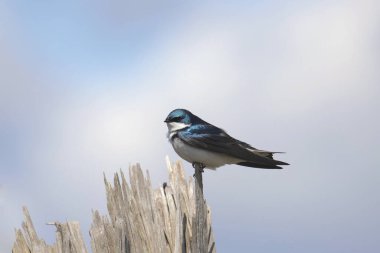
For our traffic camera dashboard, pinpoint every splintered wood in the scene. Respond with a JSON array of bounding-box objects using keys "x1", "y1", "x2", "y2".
[
  {"x1": 12, "y1": 207, "x2": 87, "y2": 253},
  {"x1": 12, "y1": 159, "x2": 216, "y2": 253}
]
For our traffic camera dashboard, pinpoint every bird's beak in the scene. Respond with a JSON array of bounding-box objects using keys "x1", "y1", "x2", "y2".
[{"x1": 164, "y1": 119, "x2": 169, "y2": 123}]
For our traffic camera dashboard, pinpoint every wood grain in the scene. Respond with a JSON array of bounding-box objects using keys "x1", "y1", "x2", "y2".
[{"x1": 12, "y1": 158, "x2": 216, "y2": 253}]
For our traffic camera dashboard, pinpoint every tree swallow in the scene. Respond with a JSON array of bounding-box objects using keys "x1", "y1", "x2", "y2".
[{"x1": 164, "y1": 109, "x2": 289, "y2": 170}]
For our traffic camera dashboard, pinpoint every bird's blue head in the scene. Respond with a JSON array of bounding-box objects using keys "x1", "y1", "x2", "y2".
[
  {"x1": 164, "y1": 108, "x2": 208, "y2": 125},
  {"x1": 164, "y1": 109, "x2": 193, "y2": 125},
  {"x1": 165, "y1": 109, "x2": 210, "y2": 135}
]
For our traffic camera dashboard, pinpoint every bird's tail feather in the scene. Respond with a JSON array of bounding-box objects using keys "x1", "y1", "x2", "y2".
[
  {"x1": 237, "y1": 154, "x2": 289, "y2": 169},
  {"x1": 237, "y1": 161, "x2": 285, "y2": 169},
  {"x1": 252, "y1": 149, "x2": 285, "y2": 160}
]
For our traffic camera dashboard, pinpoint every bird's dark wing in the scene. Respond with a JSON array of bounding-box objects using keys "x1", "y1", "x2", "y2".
[{"x1": 178, "y1": 124, "x2": 288, "y2": 168}]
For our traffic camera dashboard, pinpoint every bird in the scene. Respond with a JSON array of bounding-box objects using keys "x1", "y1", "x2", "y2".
[{"x1": 164, "y1": 109, "x2": 289, "y2": 170}]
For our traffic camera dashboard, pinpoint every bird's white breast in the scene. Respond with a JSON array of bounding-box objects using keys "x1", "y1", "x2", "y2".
[{"x1": 170, "y1": 137, "x2": 242, "y2": 169}]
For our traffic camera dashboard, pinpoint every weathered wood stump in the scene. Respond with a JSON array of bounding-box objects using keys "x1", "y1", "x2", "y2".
[{"x1": 12, "y1": 158, "x2": 216, "y2": 253}]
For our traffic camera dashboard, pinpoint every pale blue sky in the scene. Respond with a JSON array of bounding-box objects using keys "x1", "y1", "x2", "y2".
[{"x1": 1, "y1": 0, "x2": 380, "y2": 252}]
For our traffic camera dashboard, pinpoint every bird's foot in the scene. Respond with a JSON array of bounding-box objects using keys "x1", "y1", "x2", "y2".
[
  {"x1": 192, "y1": 162, "x2": 205, "y2": 177},
  {"x1": 192, "y1": 162, "x2": 205, "y2": 171}
]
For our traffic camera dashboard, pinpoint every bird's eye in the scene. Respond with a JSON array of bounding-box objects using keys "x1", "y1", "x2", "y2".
[{"x1": 172, "y1": 116, "x2": 182, "y2": 122}]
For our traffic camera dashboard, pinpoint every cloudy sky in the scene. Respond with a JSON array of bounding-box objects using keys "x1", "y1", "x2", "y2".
[{"x1": 1, "y1": 0, "x2": 379, "y2": 252}]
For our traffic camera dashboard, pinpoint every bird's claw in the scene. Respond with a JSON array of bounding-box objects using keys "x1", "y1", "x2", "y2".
[{"x1": 192, "y1": 162, "x2": 205, "y2": 177}]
